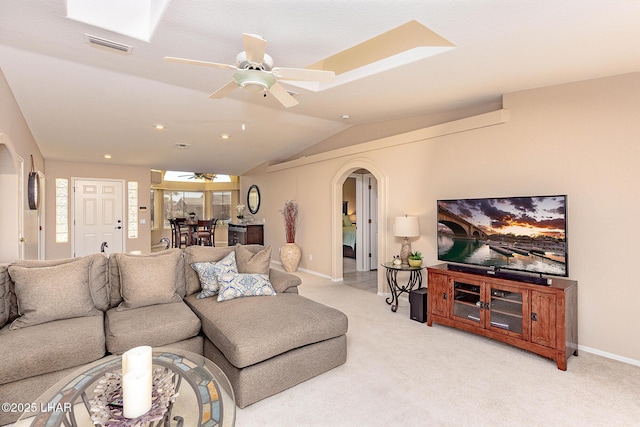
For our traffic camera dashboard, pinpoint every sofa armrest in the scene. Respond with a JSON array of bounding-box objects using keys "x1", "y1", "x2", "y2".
[
  {"x1": 268, "y1": 268, "x2": 301, "y2": 294},
  {"x1": 0, "y1": 264, "x2": 13, "y2": 328}
]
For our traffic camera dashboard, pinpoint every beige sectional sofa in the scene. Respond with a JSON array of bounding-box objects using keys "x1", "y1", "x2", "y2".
[{"x1": 0, "y1": 245, "x2": 348, "y2": 425}]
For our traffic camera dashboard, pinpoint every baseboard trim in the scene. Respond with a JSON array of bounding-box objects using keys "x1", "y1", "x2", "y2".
[
  {"x1": 270, "y1": 260, "x2": 333, "y2": 280},
  {"x1": 578, "y1": 345, "x2": 640, "y2": 367}
]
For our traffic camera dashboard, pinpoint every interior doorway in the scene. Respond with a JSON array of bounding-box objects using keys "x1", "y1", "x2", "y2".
[
  {"x1": 0, "y1": 136, "x2": 22, "y2": 262},
  {"x1": 341, "y1": 170, "x2": 378, "y2": 273},
  {"x1": 331, "y1": 159, "x2": 388, "y2": 293}
]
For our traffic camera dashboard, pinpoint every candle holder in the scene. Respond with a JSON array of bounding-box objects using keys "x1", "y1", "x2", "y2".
[{"x1": 89, "y1": 367, "x2": 178, "y2": 426}]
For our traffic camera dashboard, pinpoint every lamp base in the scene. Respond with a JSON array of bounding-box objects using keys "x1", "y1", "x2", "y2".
[{"x1": 400, "y1": 238, "x2": 412, "y2": 265}]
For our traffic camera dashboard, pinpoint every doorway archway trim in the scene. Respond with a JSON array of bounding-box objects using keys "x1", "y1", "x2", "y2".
[
  {"x1": 0, "y1": 133, "x2": 22, "y2": 262},
  {"x1": 331, "y1": 158, "x2": 387, "y2": 290}
]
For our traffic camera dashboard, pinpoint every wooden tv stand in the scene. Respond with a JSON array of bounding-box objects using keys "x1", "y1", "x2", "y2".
[{"x1": 427, "y1": 264, "x2": 578, "y2": 370}]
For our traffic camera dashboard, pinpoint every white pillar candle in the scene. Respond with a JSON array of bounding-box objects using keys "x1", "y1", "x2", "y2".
[
  {"x1": 122, "y1": 346, "x2": 152, "y2": 376},
  {"x1": 122, "y1": 369, "x2": 152, "y2": 419}
]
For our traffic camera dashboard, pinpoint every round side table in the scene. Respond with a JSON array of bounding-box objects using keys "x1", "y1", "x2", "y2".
[{"x1": 381, "y1": 262, "x2": 425, "y2": 312}]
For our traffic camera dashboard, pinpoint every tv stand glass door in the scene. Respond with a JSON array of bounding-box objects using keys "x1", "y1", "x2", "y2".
[
  {"x1": 452, "y1": 278, "x2": 526, "y2": 339},
  {"x1": 452, "y1": 280, "x2": 483, "y2": 324},
  {"x1": 488, "y1": 286, "x2": 524, "y2": 335}
]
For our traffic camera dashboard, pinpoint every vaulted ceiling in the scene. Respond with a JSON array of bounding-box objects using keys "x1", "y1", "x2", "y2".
[{"x1": 1, "y1": 1, "x2": 639, "y2": 175}]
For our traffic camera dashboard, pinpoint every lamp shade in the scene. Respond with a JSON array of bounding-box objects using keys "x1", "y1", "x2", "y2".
[{"x1": 393, "y1": 216, "x2": 420, "y2": 237}]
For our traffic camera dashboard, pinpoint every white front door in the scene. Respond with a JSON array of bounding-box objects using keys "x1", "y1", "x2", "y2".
[{"x1": 73, "y1": 179, "x2": 124, "y2": 257}]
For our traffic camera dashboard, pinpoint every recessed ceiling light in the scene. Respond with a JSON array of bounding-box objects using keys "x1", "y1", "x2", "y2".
[
  {"x1": 221, "y1": 134, "x2": 229, "y2": 140},
  {"x1": 341, "y1": 114, "x2": 350, "y2": 120},
  {"x1": 154, "y1": 124, "x2": 166, "y2": 130},
  {"x1": 104, "y1": 154, "x2": 112, "y2": 159}
]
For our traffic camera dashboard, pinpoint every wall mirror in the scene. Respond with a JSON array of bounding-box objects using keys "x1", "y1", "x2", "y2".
[{"x1": 247, "y1": 185, "x2": 260, "y2": 214}]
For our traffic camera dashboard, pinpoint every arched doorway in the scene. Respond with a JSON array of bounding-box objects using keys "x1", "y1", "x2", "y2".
[
  {"x1": 0, "y1": 134, "x2": 22, "y2": 262},
  {"x1": 342, "y1": 169, "x2": 377, "y2": 272},
  {"x1": 331, "y1": 158, "x2": 388, "y2": 293}
]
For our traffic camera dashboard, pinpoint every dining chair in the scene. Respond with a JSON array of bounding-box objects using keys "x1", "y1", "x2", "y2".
[
  {"x1": 191, "y1": 219, "x2": 217, "y2": 246},
  {"x1": 171, "y1": 218, "x2": 190, "y2": 248}
]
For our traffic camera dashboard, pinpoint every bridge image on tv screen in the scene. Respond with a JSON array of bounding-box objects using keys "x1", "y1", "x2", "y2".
[{"x1": 437, "y1": 195, "x2": 567, "y2": 277}]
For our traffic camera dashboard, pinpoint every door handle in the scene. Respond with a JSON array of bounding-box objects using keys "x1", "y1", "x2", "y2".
[{"x1": 116, "y1": 226, "x2": 122, "y2": 229}]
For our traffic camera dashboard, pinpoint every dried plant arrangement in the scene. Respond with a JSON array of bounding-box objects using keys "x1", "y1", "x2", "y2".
[{"x1": 281, "y1": 200, "x2": 298, "y2": 243}]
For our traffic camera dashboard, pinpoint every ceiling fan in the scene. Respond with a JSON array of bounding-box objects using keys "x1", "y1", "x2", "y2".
[
  {"x1": 164, "y1": 33, "x2": 335, "y2": 108},
  {"x1": 179, "y1": 172, "x2": 217, "y2": 181}
]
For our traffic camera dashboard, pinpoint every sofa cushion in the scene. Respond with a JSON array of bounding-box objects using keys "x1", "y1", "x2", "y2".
[
  {"x1": 109, "y1": 249, "x2": 186, "y2": 308},
  {"x1": 12, "y1": 254, "x2": 110, "y2": 312},
  {"x1": 105, "y1": 301, "x2": 201, "y2": 354},
  {"x1": 8, "y1": 257, "x2": 101, "y2": 330},
  {"x1": 185, "y1": 292, "x2": 348, "y2": 368},
  {"x1": 192, "y1": 251, "x2": 238, "y2": 299},
  {"x1": 217, "y1": 273, "x2": 276, "y2": 302},
  {"x1": 235, "y1": 245, "x2": 271, "y2": 274},
  {"x1": 0, "y1": 314, "x2": 105, "y2": 384},
  {"x1": 116, "y1": 250, "x2": 183, "y2": 310}
]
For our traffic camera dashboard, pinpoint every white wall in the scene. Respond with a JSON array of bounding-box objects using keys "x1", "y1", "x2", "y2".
[{"x1": 246, "y1": 72, "x2": 640, "y2": 363}]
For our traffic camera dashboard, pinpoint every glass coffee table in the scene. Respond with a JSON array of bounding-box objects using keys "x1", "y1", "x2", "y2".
[{"x1": 17, "y1": 347, "x2": 235, "y2": 427}]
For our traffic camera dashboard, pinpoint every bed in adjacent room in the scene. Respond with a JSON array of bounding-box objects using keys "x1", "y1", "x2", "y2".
[{"x1": 342, "y1": 213, "x2": 356, "y2": 258}]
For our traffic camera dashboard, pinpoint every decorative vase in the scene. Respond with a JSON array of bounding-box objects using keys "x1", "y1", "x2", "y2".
[
  {"x1": 280, "y1": 243, "x2": 301, "y2": 273},
  {"x1": 408, "y1": 259, "x2": 423, "y2": 267}
]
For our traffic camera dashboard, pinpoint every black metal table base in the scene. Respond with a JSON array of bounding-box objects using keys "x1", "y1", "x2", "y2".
[{"x1": 384, "y1": 266, "x2": 423, "y2": 312}]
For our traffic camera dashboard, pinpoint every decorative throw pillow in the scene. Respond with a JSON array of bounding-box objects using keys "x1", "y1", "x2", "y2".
[
  {"x1": 192, "y1": 251, "x2": 238, "y2": 299},
  {"x1": 235, "y1": 245, "x2": 271, "y2": 275},
  {"x1": 343, "y1": 214, "x2": 353, "y2": 227},
  {"x1": 217, "y1": 272, "x2": 276, "y2": 302},
  {"x1": 8, "y1": 257, "x2": 100, "y2": 330},
  {"x1": 116, "y1": 250, "x2": 182, "y2": 310}
]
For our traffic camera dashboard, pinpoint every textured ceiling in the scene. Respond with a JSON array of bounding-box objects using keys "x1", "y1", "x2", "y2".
[{"x1": 1, "y1": 1, "x2": 639, "y2": 175}]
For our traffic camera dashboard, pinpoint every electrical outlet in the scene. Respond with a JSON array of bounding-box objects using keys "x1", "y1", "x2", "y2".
[{"x1": 309, "y1": 254, "x2": 313, "y2": 261}]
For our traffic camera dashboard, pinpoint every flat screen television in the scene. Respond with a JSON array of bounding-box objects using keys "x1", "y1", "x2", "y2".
[{"x1": 437, "y1": 195, "x2": 568, "y2": 278}]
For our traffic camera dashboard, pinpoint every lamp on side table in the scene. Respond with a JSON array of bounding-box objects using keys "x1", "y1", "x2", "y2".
[{"x1": 393, "y1": 215, "x2": 420, "y2": 264}]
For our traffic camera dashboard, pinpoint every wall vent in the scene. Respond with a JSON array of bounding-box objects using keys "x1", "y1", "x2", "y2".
[{"x1": 84, "y1": 33, "x2": 133, "y2": 55}]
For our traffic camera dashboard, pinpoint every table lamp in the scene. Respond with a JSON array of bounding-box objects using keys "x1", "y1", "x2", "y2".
[{"x1": 393, "y1": 215, "x2": 420, "y2": 264}]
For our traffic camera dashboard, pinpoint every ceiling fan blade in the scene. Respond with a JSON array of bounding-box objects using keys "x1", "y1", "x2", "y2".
[
  {"x1": 268, "y1": 82, "x2": 299, "y2": 108},
  {"x1": 307, "y1": 20, "x2": 454, "y2": 75},
  {"x1": 242, "y1": 33, "x2": 267, "y2": 64},
  {"x1": 272, "y1": 67, "x2": 336, "y2": 83},
  {"x1": 209, "y1": 81, "x2": 238, "y2": 99},
  {"x1": 164, "y1": 56, "x2": 237, "y2": 70}
]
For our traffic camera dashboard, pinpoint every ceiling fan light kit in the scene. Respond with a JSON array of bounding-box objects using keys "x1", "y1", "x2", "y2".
[{"x1": 234, "y1": 70, "x2": 276, "y2": 93}]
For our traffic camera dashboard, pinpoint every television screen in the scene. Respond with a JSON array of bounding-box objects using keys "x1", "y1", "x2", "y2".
[{"x1": 437, "y1": 195, "x2": 567, "y2": 277}]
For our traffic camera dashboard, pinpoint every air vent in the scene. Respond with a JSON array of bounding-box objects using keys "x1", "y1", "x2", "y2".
[
  {"x1": 84, "y1": 33, "x2": 133, "y2": 55},
  {"x1": 174, "y1": 143, "x2": 191, "y2": 150}
]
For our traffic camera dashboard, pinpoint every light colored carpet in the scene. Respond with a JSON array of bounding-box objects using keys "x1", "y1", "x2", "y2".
[{"x1": 235, "y1": 270, "x2": 640, "y2": 427}]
